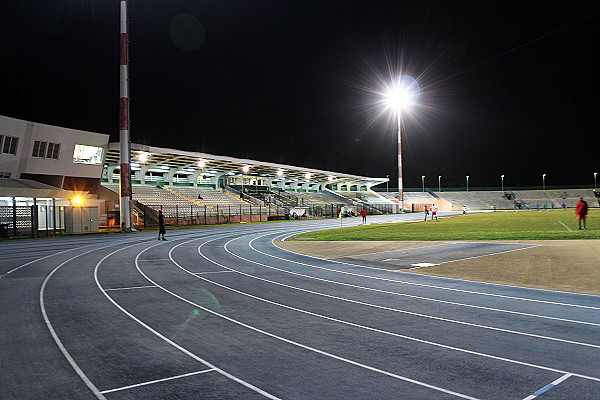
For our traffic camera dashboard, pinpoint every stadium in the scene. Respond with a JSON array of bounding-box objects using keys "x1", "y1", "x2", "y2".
[{"x1": 1, "y1": 114, "x2": 597, "y2": 237}]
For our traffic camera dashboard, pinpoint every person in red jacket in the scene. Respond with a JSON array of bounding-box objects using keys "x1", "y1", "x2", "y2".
[
  {"x1": 575, "y1": 197, "x2": 588, "y2": 230},
  {"x1": 360, "y1": 208, "x2": 367, "y2": 224}
]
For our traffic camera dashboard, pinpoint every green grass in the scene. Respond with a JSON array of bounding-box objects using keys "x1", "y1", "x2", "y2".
[{"x1": 292, "y1": 209, "x2": 600, "y2": 241}]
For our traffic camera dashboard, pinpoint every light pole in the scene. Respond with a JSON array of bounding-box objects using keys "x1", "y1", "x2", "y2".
[
  {"x1": 384, "y1": 75, "x2": 419, "y2": 212},
  {"x1": 466, "y1": 175, "x2": 470, "y2": 192},
  {"x1": 421, "y1": 175, "x2": 425, "y2": 192},
  {"x1": 386, "y1": 174, "x2": 389, "y2": 192},
  {"x1": 438, "y1": 176, "x2": 441, "y2": 193},
  {"x1": 501, "y1": 175, "x2": 504, "y2": 192},
  {"x1": 594, "y1": 172, "x2": 597, "y2": 191},
  {"x1": 119, "y1": 0, "x2": 132, "y2": 231},
  {"x1": 241, "y1": 165, "x2": 250, "y2": 197},
  {"x1": 542, "y1": 173, "x2": 546, "y2": 191}
]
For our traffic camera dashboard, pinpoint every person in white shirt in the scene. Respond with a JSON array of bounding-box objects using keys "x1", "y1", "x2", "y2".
[{"x1": 431, "y1": 204, "x2": 438, "y2": 221}]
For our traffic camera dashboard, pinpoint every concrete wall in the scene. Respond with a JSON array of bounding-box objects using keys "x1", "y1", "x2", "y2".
[{"x1": 0, "y1": 115, "x2": 109, "y2": 184}]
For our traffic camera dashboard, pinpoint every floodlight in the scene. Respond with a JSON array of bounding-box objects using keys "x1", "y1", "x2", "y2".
[
  {"x1": 384, "y1": 76, "x2": 420, "y2": 112},
  {"x1": 138, "y1": 152, "x2": 149, "y2": 163},
  {"x1": 72, "y1": 196, "x2": 83, "y2": 206},
  {"x1": 242, "y1": 166, "x2": 250, "y2": 173},
  {"x1": 198, "y1": 159, "x2": 206, "y2": 168}
]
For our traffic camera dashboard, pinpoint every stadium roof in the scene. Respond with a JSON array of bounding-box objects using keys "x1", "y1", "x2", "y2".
[{"x1": 105, "y1": 142, "x2": 387, "y2": 187}]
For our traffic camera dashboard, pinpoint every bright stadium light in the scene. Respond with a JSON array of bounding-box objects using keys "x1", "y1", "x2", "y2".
[
  {"x1": 198, "y1": 159, "x2": 206, "y2": 169},
  {"x1": 383, "y1": 75, "x2": 420, "y2": 211},
  {"x1": 421, "y1": 175, "x2": 425, "y2": 192},
  {"x1": 466, "y1": 175, "x2": 470, "y2": 192},
  {"x1": 594, "y1": 172, "x2": 597, "y2": 190},
  {"x1": 438, "y1": 176, "x2": 441, "y2": 193},
  {"x1": 542, "y1": 173, "x2": 546, "y2": 191},
  {"x1": 501, "y1": 175, "x2": 505, "y2": 192}
]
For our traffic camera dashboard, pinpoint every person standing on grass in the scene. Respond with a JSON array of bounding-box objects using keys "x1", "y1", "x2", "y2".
[
  {"x1": 575, "y1": 197, "x2": 588, "y2": 230},
  {"x1": 424, "y1": 205, "x2": 429, "y2": 221},
  {"x1": 361, "y1": 208, "x2": 367, "y2": 224},
  {"x1": 431, "y1": 204, "x2": 438, "y2": 221},
  {"x1": 158, "y1": 209, "x2": 167, "y2": 240}
]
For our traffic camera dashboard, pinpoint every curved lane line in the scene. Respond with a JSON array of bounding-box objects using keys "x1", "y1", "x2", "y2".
[
  {"x1": 274, "y1": 232, "x2": 600, "y2": 310},
  {"x1": 245, "y1": 233, "x2": 600, "y2": 327},
  {"x1": 187, "y1": 236, "x2": 600, "y2": 383},
  {"x1": 218, "y1": 235, "x2": 600, "y2": 349},
  {"x1": 162, "y1": 238, "x2": 480, "y2": 399},
  {"x1": 94, "y1": 235, "x2": 282, "y2": 400}
]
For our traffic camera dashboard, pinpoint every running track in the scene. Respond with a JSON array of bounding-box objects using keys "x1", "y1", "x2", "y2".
[{"x1": 1, "y1": 214, "x2": 599, "y2": 399}]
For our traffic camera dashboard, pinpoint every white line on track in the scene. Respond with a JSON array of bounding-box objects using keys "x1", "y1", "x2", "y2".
[
  {"x1": 100, "y1": 368, "x2": 216, "y2": 394},
  {"x1": 275, "y1": 232, "x2": 600, "y2": 310},
  {"x1": 172, "y1": 236, "x2": 600, "y2": 384},
  {"x1": 105, "y1": 285, "x2": 157, "y2": 291},
  {"x1": 199, "y1": 236, "x2": 600, "y2": 381},
  {"x1": 219, "y1": 237, "x2": 600, "y2": 349},
  {"x1": 247, "y1": 233, "x2": 600, "y2": 327},
  {"x1": 522, "y1": 373, "x2": 572, "y2": 399},
  {"x1": 8, "y1": 244, "x2": 97, "y2": 275},
  {"x1": 161, "y1": 240, "x2": 479, "y2": 399},
  {"x1": 95, "y1": 237, "x2": 282, "y2": 400},
  {"x1": 193, "y1": 270, "x2": 235, "y2": 275}
]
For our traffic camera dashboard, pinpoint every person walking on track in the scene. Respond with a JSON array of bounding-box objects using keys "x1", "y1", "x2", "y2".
[{"x1": 158, "y1": 209, "x2": 167, "y2": 240}]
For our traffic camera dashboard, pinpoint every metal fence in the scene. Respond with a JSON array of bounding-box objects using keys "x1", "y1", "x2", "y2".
[
  {"x1": 0, "y1": 205, "x2": 65, "y2": 238},
  {"x1": 133, "y1": 202, "x2": 396, "y2": 229}
]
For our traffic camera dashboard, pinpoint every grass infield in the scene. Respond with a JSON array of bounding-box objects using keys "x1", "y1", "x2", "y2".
[{"x1": 292, "y1": 209, "x2": 600, "y2": 241}]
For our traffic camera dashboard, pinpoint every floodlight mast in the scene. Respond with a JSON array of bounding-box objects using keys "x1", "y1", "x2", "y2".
[
  {"x1": 119, "y1": 0, "x2": 133, "y2": 230},
  {"x1": 385, "y1": 76, "x2": 418, "y2": 212}
]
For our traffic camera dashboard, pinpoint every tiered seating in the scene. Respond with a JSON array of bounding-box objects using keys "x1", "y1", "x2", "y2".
[
  {"x1": 514, "y1": 189, "x2": 597, "y2": 208},
  {"x1": 166, "y1": 186, "x2": 274, "y2": 215}
]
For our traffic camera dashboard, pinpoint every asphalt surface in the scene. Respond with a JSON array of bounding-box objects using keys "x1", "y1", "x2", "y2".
[{"x1": 1, "y1": 214, "x2": 599, "y2": 399}]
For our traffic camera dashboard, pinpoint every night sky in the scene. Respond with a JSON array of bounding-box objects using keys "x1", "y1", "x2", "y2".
[{"x1": 2, "y1": 1, "x2": 598, "y2": 189}]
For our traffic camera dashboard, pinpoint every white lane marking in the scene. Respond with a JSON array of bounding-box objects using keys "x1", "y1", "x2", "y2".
[
  {"x1": 105, "y1": 285, "x2": 157, "y2": 291},
  {"x1": 137, "y1": 258, "x2": 172, "y2": 262},
  {"x1": 522, "y1": 373, "x2": 572, "y2": 400},
  {"x1": 101, "y1": 368, "x2": 216, "y2": 394},
  {"x1": 245, "y1": 235, "x2": 600, "y2": 328},
  {"x1": 557, "y1": 221, "x2": 573, "y2": 232},
  {"x1": 410, "y1": 263, "x2": 439, "y2": 267},
  {"x1": 8, "y1": 244, "x2": 96, "y2": 275},
  {"x1": 272, "y1": 232, "x2": 600, "y2": 310},
  {"x1": 382, "y1": 258, "x2": 399, "y2": 262},
  {"x1": 162, "y1": 242, "x2": 479, "y2": 399},
  {"x1": 94, "y1": 239, "x2": 282, "y2": 400},
  {"x1": 186, "y1": 238, "x2": 600, "y2": 384},
  {"x1": 224, "y1": 238, "x2": 600, "y2": 348},
  {"x1": 193, "y1": 270, "x2": 235, "y2": 275},
  {"x1": 40, "y1": 243, "x2": 143, "y2": 400}
]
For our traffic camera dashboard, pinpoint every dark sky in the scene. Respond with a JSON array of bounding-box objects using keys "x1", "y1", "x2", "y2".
[{"x1": 2, "y1": 1, "x2": 598, "y2": 189}]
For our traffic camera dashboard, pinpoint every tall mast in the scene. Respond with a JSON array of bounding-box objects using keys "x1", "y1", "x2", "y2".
[{"x1": 119, "y1": 0, "x2": 132, "y2": 230}]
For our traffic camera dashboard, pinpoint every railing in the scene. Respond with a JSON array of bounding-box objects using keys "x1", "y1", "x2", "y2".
[{"x1": 0, "y1": 205, "x2": 65, "y2": 238}]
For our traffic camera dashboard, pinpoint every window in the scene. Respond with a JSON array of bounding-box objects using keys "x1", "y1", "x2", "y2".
[
  {"x1": 46, "y1": 142, "x2": 60, "y2": 160},
  {"x1": 2, "y1": 136, "x2": 18, "y2": 155},
  {"x1": 0, "y1": 171, "x2": 10, "y2": 178},
  {"x1": 32, "y1": 140, "x2": 60, "y2": 159},
  {"x1": 32, "y1": 140, "x2": 47, "y2": 157},
  {"x1": 0, "y1": 135, "x2": 3, "y2": 151},
  {"x1": 73, "y1": 144, "x2": 103, "y2": 165}
]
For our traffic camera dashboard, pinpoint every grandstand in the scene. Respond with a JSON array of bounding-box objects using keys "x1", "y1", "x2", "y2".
[{"x1": 1, "y1": 114, "x2": 596, "y2": 237}]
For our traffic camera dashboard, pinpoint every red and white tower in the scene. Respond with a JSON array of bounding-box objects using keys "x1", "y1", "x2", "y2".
[{"x1": 119, "y1": 0, "x2": 132, "y2": 230}]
